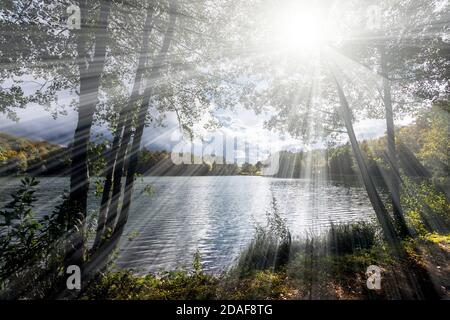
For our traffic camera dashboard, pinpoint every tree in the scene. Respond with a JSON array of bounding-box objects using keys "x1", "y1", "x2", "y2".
[
  {"x1": 65, "y1": 0, "x2": 112, "y2": 267},
  {"x1": 96, "y1": 0, "x2": 235, "y2": 239},
  {"x1": 92, "y1": 1, "x2": 157, "y2": 250},
  {"x1": 337, "y1": 0, "x2": 449, "y2": 237},
  {"x1": 87, "y1": 0, "x2": 235, "y2": 277},
  {"x1": 116, "y1": 0, "x2": 179, "y2": 235},
  {"x1": 329, "y1": 63, "x2": 401, "y2": 254}
]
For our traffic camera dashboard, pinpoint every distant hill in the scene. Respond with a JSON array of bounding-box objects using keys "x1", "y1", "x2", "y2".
[
  {"x1": 0, "y1": 132, "x2": 260, "y2": 177},
  {"x1": 0, "y1": 132, "x2": 69, "y2": 175}
]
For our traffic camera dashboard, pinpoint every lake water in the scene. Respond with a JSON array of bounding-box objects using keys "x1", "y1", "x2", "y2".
[{"x1": 0, "y1": 176, "x2": 377, "y2": 273}]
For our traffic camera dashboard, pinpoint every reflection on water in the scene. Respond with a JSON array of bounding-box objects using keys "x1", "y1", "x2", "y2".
[{"x1": 0, "y1": 176, "x2": 376, "y2": 273}]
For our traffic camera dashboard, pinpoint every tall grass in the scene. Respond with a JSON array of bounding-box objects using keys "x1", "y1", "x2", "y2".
[
  {"x1": 237, "y1": 197, "x2": 291, "y2": 273},
  {"x1": 327, "y1": 222, "x2": 378, "y2": 255}
]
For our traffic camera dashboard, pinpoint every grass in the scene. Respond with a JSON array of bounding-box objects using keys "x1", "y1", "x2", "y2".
[{"x1": 236, "y1": 197, "x2": 291, "y2": 274}]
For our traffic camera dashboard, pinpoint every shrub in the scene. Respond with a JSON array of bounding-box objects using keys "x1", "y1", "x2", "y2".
[
  {"x1": 402, "y1": 176, "x2": 450, "y2": 235},
  {"x1": 83, "y1": 252, "x2": 219, "y2": 300},
  {"x1": 0, "y1": 177, "x2": 67, "y2": 298}
]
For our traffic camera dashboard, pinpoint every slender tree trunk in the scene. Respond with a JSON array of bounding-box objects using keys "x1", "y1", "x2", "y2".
[
  {"x1": 92, "y1": 122, "x2": 123, "y2": 249},
  {"x1": 380, "y1": 47, "x2": 410, "y2": 238},
  {"x1": 66, "y1": 0, "x2": 112, "y2": 267},
  {"x1": 104, "y1": 118, "x2": 130, "y2": 231},
  {"x1": 94, "y1": 4, "x2": 156, "y2": 247},
  {"x1": 115, "y1": 0, "x2": 178, "y2": 235},
  {"x1": 331, "y1": 70, "x2": 401, "y2": 255}
]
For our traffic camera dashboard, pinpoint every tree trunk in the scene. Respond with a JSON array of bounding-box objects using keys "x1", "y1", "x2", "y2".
[
  {"x1": 115, "y1": 0, "x2": 178, "y2": 235},
  {"x1": 66, "y1": 0, "x2": 112, "y2": 267},
  {"x1": 104, "y1": 119, "x2": 130, "y2": 231},
  {"x1": 94, "y1": 4, "x2": 156, "y2": 248},
  {"x1": 380, "y1": 47, "x2": 410, "y2": 238},
  {"x1": 92, "y1": 123, "x2": 123, "y2": 249},
  {"x1": 331, "y1": 69, "x2": 401, "y2": 255}
]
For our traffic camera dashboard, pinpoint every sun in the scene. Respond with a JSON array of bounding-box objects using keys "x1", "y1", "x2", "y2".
[{"x1": 269, "y1": 2, "x2": 339, "y2": 53}]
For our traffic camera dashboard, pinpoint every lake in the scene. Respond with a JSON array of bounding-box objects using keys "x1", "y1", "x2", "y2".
[{"x1": 0, "y1": 176, "x2": 377, "y2": 273}]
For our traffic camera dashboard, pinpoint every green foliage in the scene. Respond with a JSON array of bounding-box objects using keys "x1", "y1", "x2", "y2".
[
  {"x1": 87, "y1": 141, "x2": 108, "y2": 177},
  {"x1": 328, "y1": 143, "x2": 357, "y2": 176},
  {"x1": 83, "y1": 269, "x2": 218, "y2": 300},
  {"x1": 192, "y1": 250, "x2": 203, "y2": 275},
  {"x1": 397, "y1": 104, "x2": 449, "y2": 180},
  {"x1": 219, "y1": 270, "x2": 290, "y2": 300},
  {"x1": 82, "y1": 253, "x2": 293, "y2": 300},
  {"x1": 402, "y1": 176, "x2": 450, "y2": 235},
  {"x1": 422, "y1": 233, "x2": 450, "y2": 245},
  {"x1": 94, "y1": 178, "x2": 105, "y2": 197},
  {"x1": 127, "y1": 230, "x2": 140, "y2": 242},
  {"x1": 0, "y1": 176, "x2": 38, "y2": 226},
  {"x1": 83, "y1": 251, "x2": 218, "y2": 300},
  {"x1": 0, "y1": 145, "x2": 6, "y2": 161},
  {"x1": 143, "y1": 184, "x2": 156, "y2": 198},
  {"x1": 0, "y1": 177, "x2": 67, "y2": 296}
]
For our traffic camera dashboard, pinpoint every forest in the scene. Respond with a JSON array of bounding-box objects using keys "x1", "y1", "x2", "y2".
[{"x1": 0, "y1": 0, "x2": 449, "y2": 301}]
